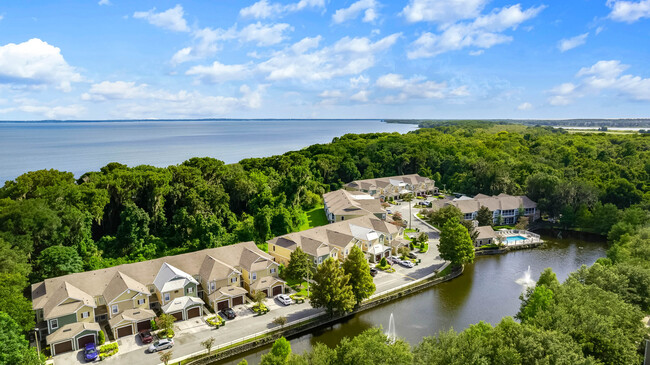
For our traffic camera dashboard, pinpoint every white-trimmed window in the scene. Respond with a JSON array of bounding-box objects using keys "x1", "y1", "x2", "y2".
[
  {"x1": 210, "y1": 282, "x2": 216, "y2": 291},
  {"x1": 111, "y1": 305, "x2": 118, "y2": 314},
  {"x1": 270, "y1": 268, "x2": 276, "y2": 274},
  {"x1": 164, "y1": 293, "x2": 170, "y2": 302},
  {"x1": 137, "y1": 298, "x2": 145, "y2": 305},
  {"x1": 81, "y1": 311, "x2": 90, "y2": 319},
  {"x1": 187, "y1": 287, "x2": 193, "y2": 294},
  {"x1": 318, "y1": 257, "x2": 323, "y2": 264},
  {"x1": 251, "y1": 272, "x2": 257, "y2": 280},
  {"x1": 50, "y1": 319, "x2": 58, "y2": 330},
  {"x1": 231, "y1": 277, "x2": 237, "y2": 283}
]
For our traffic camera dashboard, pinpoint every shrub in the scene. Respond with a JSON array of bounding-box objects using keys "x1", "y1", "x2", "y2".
[
  {"x1": 99, "y1": 342, "x2": 119, "y2": 359},
  {"x1": 98, "y1": 330, "x2": 105, "y2": 345},
  {"x1": 206, "y1": 316, "x2": 224, "y2": 327},
  {"x1": 380, "y1": 257, "x2": 387, "y2": 267},
  {"x1": 150, "y1": 318, "x2": 158, "y2": 331},
  {"x1": 273, "y1": 316, "x2": 288, "y2": 327}
]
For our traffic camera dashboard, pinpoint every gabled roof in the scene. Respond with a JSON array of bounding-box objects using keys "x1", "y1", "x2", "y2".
[
  {"x1": 475, "y1": 226, "x2": 496, "y2": 240},
  {"x1": 323, "y1": 189, "x2": 385, "y2": 216},
  {"x1": 208, "y1": 286, "x2": 248, "y2": 302},
  {"x1": 103, "y1": 271, "x2": 149, "y2": 304},
  {"x1": 250, "y1": 276, "x2": 285, "y2": 291},
  {"x1": 153, "y1": 263, "x2": 198, "y2": 293},
  {"x1": 46, "y1": 322, "x2": 101, "y2": 344},
  {"x1": 239, "y1": 248, "x2": 275, "y2": 272},
  {"x1": 345, "y1": 174, "x2": 436, "y2": 196},
  {"x1": 43, "y1": 281, "x2": 95, "y2": 320},
  {"x1": 108, "y1": 308, "x2": 156, "y2": 328},
  {"x1": 161, "y1": 296, "x2": 204, "y2": 314},
  {"x1": 199, "y1": 255, "x2": 240, "y2": 284}
]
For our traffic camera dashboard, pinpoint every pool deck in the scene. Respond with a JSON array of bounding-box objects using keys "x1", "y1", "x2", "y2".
[{"x1": 497, "y1": 229, "x2": 543, "y2": 247}]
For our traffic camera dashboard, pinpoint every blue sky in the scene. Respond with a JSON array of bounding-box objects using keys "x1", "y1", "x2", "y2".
[{"x1": 0, "y1": 0, "x2": 649, "y2": 120}]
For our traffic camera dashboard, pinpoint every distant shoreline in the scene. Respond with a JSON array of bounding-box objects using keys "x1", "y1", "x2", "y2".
[
  {"x1": 384, "y1": 118, "x2": 650, "y2": 128},
  {"x1": 0, "y1": 118, "x2": 384, "y2": 124}
]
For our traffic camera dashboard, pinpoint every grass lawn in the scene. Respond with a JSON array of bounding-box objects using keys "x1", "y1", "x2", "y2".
[
  {"x1": 299, "y1": 205, "x2": 328, "y2": 231},
  {"x1": 403, "y1": 228, "x2": 416, "y2": 240},
  {"x1": 286, "y1": 278, "x2": 311, "y2": 297}
]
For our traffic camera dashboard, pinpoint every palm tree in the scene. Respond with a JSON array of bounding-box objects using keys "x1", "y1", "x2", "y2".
[{"x1": 403, "y1": 193, "x2": 414, "y2": 230}]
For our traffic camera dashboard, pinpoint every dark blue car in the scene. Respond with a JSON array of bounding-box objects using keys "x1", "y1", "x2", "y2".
[{"x1": 84, "y1": 343, "x2": 98, "y2": 362}]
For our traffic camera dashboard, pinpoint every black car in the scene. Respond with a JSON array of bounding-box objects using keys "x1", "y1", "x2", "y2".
[
  {"x1": 220, "y1": 307, "x2": 236, "y2": 320},
  {"x1": 369, "y1": 268, "x2": 378, "y2": 277}
]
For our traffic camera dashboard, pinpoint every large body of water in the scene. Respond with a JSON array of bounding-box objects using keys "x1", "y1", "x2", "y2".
[
  {"x1": 0, "y1": 119, "x2": 416, "y2": 183},
  {"x1": 217, "y1": 235, "x2": 606, "y2": 364}
]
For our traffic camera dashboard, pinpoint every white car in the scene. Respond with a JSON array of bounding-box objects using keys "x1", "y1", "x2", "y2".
[
  {"x1": 400, "y1": 260, "x2": 415, "y2": 268},
  {"x1": 148, "y1": 338, "x2": 173, "y2": 353},
  {"x1": 276, "y1": 294, "x2": 292, "y2": 306}
]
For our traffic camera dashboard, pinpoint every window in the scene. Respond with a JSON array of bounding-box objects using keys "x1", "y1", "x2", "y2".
[
  {"x1": 81, "y1": 311, "x2": 89, "y2": 319},
  {"x1": 164, "y1": 293, "x2": 170, "y2": 302},
  {"x1": 272, "y1": 245, "x2": 275, "y2": 251},
  {"x1": 270, "y1": 268, "x2": 276, "y2": 274},
  {"x1": 50, "y1": 319, "x2": 58, "y2": 330},
  {"x1": 464, "y1": 213, "x2": 473, "y2": 220},
  {"x1": 251, "y1": 272, "x2": 257, "y2": 280},
  {"x1": 210, "y1": 282, "x2": 216, "y2": 291},
  {"x1": 231, "y1": 277, "x2": 237, "y2": 283},
  {"x1": 341, "y1": 216, "x2": 345, "y2": 221},
  {"x1": 111, "y1": 305, "x2": 118, "y2": 314},
  {"x1": 345, "y1": 249, "x2": 349, "y2": 255},
  {"x1": 318, "y1": 257, "x2": 323, "y2": 264},
  {"x1": 138, "y1": 298, "x2": 145, "y2": 305},
  {"x1": 187, "y1": 287, "x2": 193, "y2": 294}
]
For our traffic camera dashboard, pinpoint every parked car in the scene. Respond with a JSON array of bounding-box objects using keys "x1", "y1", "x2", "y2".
[
  {"x1": 369, "y1": 268, "x2": 378, "y2": 277},
  {"x1": 407, "y1": 252, "x2": 417, "y2": 260},
  {"x1": 276, "y1": 294, "x2": 292, "y2": 306},
  {"x1": 400, "y1": 260, "x2": 415, "y2": 268},
  {"x1": 390, "y1": 255, "x2": 401, "y2": 263},
  {"x1": 138, "y1": 329, "x2": 153, "y2": 344},
  {"x1": 148, "y1": 338, "x2": 174, "y2": 353},
  {"x1": 84, "y1": 343, "x2": 98, "y2": 362},
  {"x1": 221, "y1": 307, "x2": 237, "y2": 319}
]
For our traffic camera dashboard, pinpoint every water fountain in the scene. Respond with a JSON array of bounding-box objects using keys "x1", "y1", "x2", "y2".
[
  {"x1": 515, "y1": 265, "x2": 536, "y2": 290},
  {"x1": 386, "y1": 312, "x2": 396, "y2": 343}
]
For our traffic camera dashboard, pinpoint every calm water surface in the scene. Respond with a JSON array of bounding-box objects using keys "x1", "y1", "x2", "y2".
[
  {"x1": 0, "y1": 120, "x2": 415, "y2": 183},
  {"x1": 217, "y1": 235, "x2": 606, "y2": 364}
]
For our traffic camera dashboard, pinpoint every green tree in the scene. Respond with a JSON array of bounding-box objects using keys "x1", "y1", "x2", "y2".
[
  {"x1": 342, "y1": 246, "x2": 376, "y2": 305},
  {"x1": 438, "y1": 217, "x2": 475, "y2": 267},
  {"x1": 336, "y1": 328, "x2": 413, "y2": 365},
  {"x1": 426, "y1": 205, "x2": 462, "y2": 228},
  {"x1": 0, "y1": 311, "x2": 31, "y2": 365},
  {"x1": 286, "y1": 247, "x2": 311, "y2": 282},
  {"x1": 156, "y1": 313, "x2": 176, "y2": 335},
  {"x1": 475, "y1": 206, "x2": 493, "y2": 226},
  {"x1": 0, "y1": 273, "x2": 35, "y2": 332},
  {"x1": 310, "y1": 258, "x2": 356, "y2": 316},
  {"x1": 98, "y1": 330, "x2": 105, "y2": 345},
  {"x1": 516, "y1": 285, "x2": 554, "y2": 322},
  {"x1": 33, "y1": 245, "x2": 83, "y2": 281},
  {"x1": 536, "y1": 268, "x2": 560, "y2": 293},
  {"x1": 261, "y1": 337, "x2": 292, "y2": 365},
  {"x1": 0, "y1": 238, "x2": 30, "y2": 277}
]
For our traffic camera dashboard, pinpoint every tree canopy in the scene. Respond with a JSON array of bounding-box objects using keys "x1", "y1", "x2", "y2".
[
  {"x1": 438, "y1": 216, "x2": 475, "y2": 267},
  {"x1": 310, "y1": 257, "x2": 356, "y2": 316}
]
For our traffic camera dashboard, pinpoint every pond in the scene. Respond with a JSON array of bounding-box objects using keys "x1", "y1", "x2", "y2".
[{"x1": 215, "y1": 234, "x2": 607, "y2": 364}]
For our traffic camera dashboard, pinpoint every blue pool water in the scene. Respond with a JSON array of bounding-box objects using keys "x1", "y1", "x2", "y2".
[{"x1": 505, "y1": 235, "x2": 527, "y2": 243}]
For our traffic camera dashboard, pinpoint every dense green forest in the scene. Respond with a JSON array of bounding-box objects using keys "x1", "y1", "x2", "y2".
[{"x1": 1, "y1": 122, "x2": 649, "y2": 363}]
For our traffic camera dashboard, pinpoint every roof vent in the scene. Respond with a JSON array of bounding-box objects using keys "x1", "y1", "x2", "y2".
[
  {"x1": 133, "y1": 311, "x2": 140, "y2": 315},
  {"x1": 63, "y1": 329, "x2": 72, "y2": 332}
]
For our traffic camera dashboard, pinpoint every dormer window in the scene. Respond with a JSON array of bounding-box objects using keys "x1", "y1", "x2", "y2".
[
  {"x1": 138, "y1": 298, "x2": 145, "y2": 305},
  {"x1": 111, "y1": 305, "x2": 118, "y2": 314},
  {"x1": 187, "y1": 287, "x2": 193, "y2": 294},
  {"x1": 81, "y1": 311, "x2": 90, "y2": 319}
]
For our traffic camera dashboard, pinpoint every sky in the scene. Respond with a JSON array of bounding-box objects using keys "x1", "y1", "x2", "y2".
[{"x1": 0, "y1": 0, "x2": 649, "y2": 120}]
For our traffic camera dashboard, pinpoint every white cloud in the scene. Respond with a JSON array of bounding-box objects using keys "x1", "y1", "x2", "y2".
[
  {"x1": 375, "y1": 73, "x2": 467, "y2": 102},
  {"x1": 407, "y1": 4, "x2": 544, "y2": 58},
  {"x1": 332, "y1": 0, "x2": 379, "y2": 24},
  {"x1": 81, "y1": 80, "x2": 265, "y2": 117},
  {"x1": 469, "y1": 50, "x2": 484, "y2": 56},
  {"x1": 558, "y1": 33, "x2": 588, "y2": 52},
  {"x1": 0, "y1": 38, "x2": 82, "y2": 91},
  {"x1": 185, "y1": 61, "x2": 250, "y2": 83},
  {"x1": 98, "y1": 0, "x2": 111, "y2": 5},
  {"x1": 258, "y1": 33, "x2": 400, "y2": 81},
  {"x1": 0, "y1": 101, "x2": 85, "y2": 119},
  {"x1": 517, "y1": 102, "x2": 533, "y2": 110},
  {"x1": 170, "y1": 23, "x2": 289, "y2": 65},
  {"x1": 607, "y1": 0, "x2": 650, "y2": 23},
  {"x1": 401, "y1": 0, "x2": 488, "y2": 24},
  {"x1": 239, "y1": 22, "x2": 293, "y2": 46},
  {"x1": 350, "y1": 90, "x2": 370, "y2": 102},
  {"x1": 350, "y1": 75, "x2": 370, "y2": 88},
  {"x1": 319, "y1": 90, "x2": 343, "y2": 98},
  {"x1": 133, "y1": 5, "x2": 190, "y2": 32},
  {"x1": 548, "y1": 60, "x2": 650, "y2": 105},
  {"x1": 240, "y1": 0, "x2": 325, "y2": 19}
]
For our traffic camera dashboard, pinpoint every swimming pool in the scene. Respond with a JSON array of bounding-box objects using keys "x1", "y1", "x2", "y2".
[{"x1": 505, "y1": 235, "x2": 527, "y2": 243}]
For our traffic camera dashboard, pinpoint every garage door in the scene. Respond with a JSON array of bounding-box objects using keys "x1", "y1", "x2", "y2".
[
  {"x1": 77, "y1": 334, "x2": 95, "y2": 348},
  {"x1": 232, "y1": 296, "x2": 244, "y2": 306},
  {"x1": 171, "y1": 311, "x2": 183, "y2": 321},
  {"x1": 217, "y1": 300, "x2": 229, "y2": 311},
  {"x1": 187, "y1": 307, "x2": 201, "y2": 319},
  {"x1": 53, "y1": 340, "x2": 73, "y2": 355},
  {"x1": 137, "y1": 320, "x2": 151, "y2": 332},
  {"x1": 117, "y1": 325, "x2": 133, "y2": 338},
  {"x1": 272, "y1": 285, "x2": 283, "y2": 296}
]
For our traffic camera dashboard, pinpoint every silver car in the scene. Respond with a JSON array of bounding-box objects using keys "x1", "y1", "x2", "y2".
[
  {"x1": 148, "y1": 338, "x2": 174, "y2": 353},
  {"x1": 400, "y1": 260, "x2": 415, "y2": 268},
  {"x1": 276, "y1": 294, "x2": 293, "y2": 306}
]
